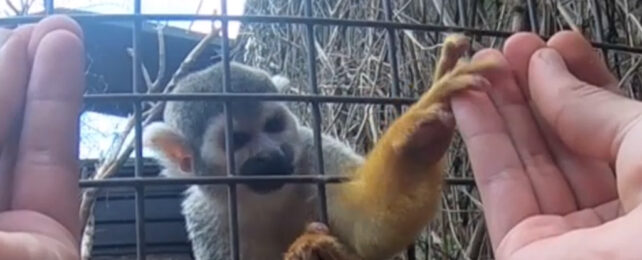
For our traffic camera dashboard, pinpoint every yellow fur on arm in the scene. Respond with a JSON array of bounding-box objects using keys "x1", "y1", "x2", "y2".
[
  {"x1": 328, "y1": 34, "x2": 501, "y2": 260},
  {"x1": 284, "y1": 34, "x2": 501, "y2": 260}
]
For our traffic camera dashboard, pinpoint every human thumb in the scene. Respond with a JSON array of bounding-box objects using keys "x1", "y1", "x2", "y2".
[
  {"x1": 528, "y1": 48, "x2": 641, "y2": 161},
  {"x1": 529, "y1": 48, "x2": 642, "y2": 212}
]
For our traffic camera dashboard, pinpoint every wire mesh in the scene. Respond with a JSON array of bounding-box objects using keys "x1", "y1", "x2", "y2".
[
  {"x1": 4, "y1": 0, "x2": 642, "y2": 259},
  {"x1": 219, "y1": 0, "x2": 241, "y2": 258},
  {"x1": 303, "y1": 0, "x2": 330, "y2": 225}
]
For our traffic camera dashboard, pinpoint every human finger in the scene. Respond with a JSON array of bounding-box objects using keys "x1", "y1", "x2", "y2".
[
  {"x1": 0, "y1": 25, "x2": 34, "y2": 212},
  {"x1": 11, "y1": 20, "x2": 85, "y2": 239},
  {"x1": 543, "y1": 31, "x2": 619, "y2": 208},
  {"x1": 471, "y1": 49, "x2": 577, "y2": 214},
  {"x1": 0, "y1": 28, "x2": 10, "y2": 47},
  {"x1": 0, "y1": 211, "x2": 78, "y2": 259},
  {"x1": 502, "y1": 32, "x2": 546, "y2": 99},
  {"x1": 546, "y1": 31, "x2": 619, "y2": 91},
  {"x1": 452, "y1": 89, "x2": 539, "y2": 250},
  {"x1": 614, "y1": 114, "x2": 642, "y2": 212},
  {"x1": 503, "y1": 31, "x2": 617, "y2": 209},
  {"x1": 27, "y1": 15, "x2": 84, "y2": 61},
  {"x1": 529, "y1": 48, "x2": 642, "y2": 212},
  {"x1": 528, "y1": 48, "x2": 641, "y2": 164}
]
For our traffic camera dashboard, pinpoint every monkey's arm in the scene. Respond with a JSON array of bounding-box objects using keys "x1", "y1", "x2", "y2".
[{"x1": 285, "y1": 34, "x2": 499, "y2": 260}]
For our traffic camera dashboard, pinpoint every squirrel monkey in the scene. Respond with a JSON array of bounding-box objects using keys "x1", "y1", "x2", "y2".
[
  {"x1": 283, "y1": 34, "x2": 498, "y2": 260},
  {"x1": 143, "y1": 33, "x2": 497, "y2": 260}
]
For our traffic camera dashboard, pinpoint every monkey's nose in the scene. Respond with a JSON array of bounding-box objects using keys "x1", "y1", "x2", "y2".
[
  {"x1": 238, "y1": 150, "x2": 294, "y2": 193},
  {"x1": 240, "y1": 150, "x2": 294, "y2": 176}
]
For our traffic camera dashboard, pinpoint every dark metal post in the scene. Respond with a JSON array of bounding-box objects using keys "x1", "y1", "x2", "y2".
[
  {"x1": 220, "y1": 0, "x2": 241, "y2": 259},
  {"x1": 44, "y1": 0, "x2": 54, "y2": 14},
  {"x1": 383, "y1": 0, "x2": 402, "y2": 114},
  {"x1": 304, "y1": 0, "x2": 329, "y2": 224},
  {"x1": 132, "y1": 0, "x2": 147, "y2": 259}
]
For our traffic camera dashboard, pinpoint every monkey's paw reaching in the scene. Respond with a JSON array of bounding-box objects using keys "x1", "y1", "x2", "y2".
[
  {"x1": 283, "y1": 222, "x2": 362, "y2": 260},
  {"x1": 391, "y1": 34, "x2": 500, "y2": 157}
]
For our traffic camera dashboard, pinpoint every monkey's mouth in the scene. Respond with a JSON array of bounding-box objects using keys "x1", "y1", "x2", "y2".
[{"x1": 239, "y1": 157, "x2": 294, "y2": 194}]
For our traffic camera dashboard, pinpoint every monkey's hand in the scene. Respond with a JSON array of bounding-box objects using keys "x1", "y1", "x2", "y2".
[
  {"x1": 391, "y1": 35, "x2": 499, "y2": 155},
  {"x1": 283, "y1": 222, "x2": 362, "y2": 260},
  {"x1": 318, "y1": 34, "x2": 501, "y2": 260}
]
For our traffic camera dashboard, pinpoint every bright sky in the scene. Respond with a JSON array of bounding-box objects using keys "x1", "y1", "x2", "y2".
[
  {"x1": 2, "y1": 0, "x2": 246, "y2": 37},
  {"x1": 1, "y1": 0, "x2": 247, "y2": 159}
]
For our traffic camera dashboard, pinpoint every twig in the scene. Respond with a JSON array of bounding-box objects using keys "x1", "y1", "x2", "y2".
[
  {"x1": 465, "y1": 218, "x2": 486, "y2": 258},
  {"x1": 6, "y1": 0, "x2": 19, "y2": 15},
  {"x1": 151, "y1": 24, "x2": 167, "y2": 92}
]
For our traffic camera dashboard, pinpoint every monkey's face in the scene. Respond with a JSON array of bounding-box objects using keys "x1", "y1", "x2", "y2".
[{"x1": 200, "y1": 102, "x2": 304, "y2": 194}]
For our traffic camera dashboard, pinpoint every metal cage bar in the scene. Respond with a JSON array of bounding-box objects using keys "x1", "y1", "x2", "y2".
[
  {"x1": 382, "y1": 1, "x2": 412, "y2": 258},
  {"x1": 85, "y1": 93, "x2": 419, "y2": 104},
  {"x1": 1, "y1": 14, "x2": 642, "y2": 54},
  {"x1": 1, "y1": 1, "x2": 640, "y2": 259},
  {"x1": 384, "y1": 0, "x2": 402, "y2": 107},
  {"x1": 589, "y1": 0, "x2": 613, "y2": 71},
  {"x1": 78, "y1": 176, "x2": 476, "y2": 188},
  {"x1": 303, "y1": 0, "x2": 330, "y2": 224},
  {"x1": 44, "y1": 0, "x2": 54, "y2": 15},
  {"x1": 131, "y1": 0, "x2": 147, "y2": 258},
  {"x1": 220, "y1": 0, "x2": 241, "y2": 259}
]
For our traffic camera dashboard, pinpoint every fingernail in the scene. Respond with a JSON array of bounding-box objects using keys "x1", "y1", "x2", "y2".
[
  {"x1": 472, "y1": 75, "x2": 492, "y2": 91},
  {"x1": 306, "y1": 222, "x2": 329, "y2": 234},
  {"x1": 437, "y1": 108, "x2": 455, "y2": 129},
  {"x1": 534, "y1": 48, "x2": 567, "y2": 71}
]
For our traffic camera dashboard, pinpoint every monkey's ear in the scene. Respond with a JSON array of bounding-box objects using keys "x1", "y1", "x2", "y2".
[
  {"x1": 271, "y1": 75, "x2": 291, "y2": 93},
  {"x1": 143, "y1": 122, "x2": 194, "y2": 176}
]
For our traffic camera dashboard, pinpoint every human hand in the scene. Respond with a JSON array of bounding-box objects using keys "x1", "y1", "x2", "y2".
[
  {"x1": 0, "y1": 15, "x2": 84, "y2": 259},
  {"x1": 451, "y1": 31, "x2": 642, "y2": 259}
]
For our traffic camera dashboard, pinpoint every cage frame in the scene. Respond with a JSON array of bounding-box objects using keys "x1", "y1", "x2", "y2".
[{"x1": 1, "y1": 0, "x2": 642, "y2": 259}]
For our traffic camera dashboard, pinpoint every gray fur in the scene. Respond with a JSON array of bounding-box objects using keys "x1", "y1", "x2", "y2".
[
  {"x1": 147, "y1": 62, "x2": 365, "y2": 260},
  {"x1": 164, "y1": 62, "x2": 278, "y2": 155}
]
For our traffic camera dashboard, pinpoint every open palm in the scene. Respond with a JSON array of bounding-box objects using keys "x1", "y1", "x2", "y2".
[
  {"x1": 452, "y1": 31, "x2": 642, "y2": 259},
  {"x1": 0, "y1": 16, "x2": 84, "y2": 259}
]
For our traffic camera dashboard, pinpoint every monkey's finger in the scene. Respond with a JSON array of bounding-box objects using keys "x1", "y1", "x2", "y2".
[
  {"x1": 501, "y1": 32, "x2": 546, "y2": 100},
  {"x1": 504, "y1": 31, "x2": 618, "y2": 210},
  {"x1": 0, "y1": 25, "x2": 33, "y2": 212},
  {"x1": 419, "y1": 74, "x2": 490, "y2": 109},
  {"x1": 434, "y1": 34, "x2": 469, "y2": 80},
  {"x1": 472, "y1": 49, "x2": 578, "y2": 215},
  {"x1": 11, "y1": 15, "x2": 85, "y2": 240},
  {"x1": 450, "y1": 59, "x2": 502, "y2": 77},
  {"x1": 451, "y1": 90, "x2": 540, "y2": 251}
]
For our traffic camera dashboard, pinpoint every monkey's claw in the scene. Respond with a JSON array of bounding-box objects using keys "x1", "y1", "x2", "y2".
[
  {"x1": 284, "y1": 222, "x2": 360, "y2": 260},
  {"x1": 389, "y1": 35, "x2": 500, "y2": 154},
  {"x1": 416, "y1": 58, "x2": 498, "y2": 110},
  {"x1": 434, "y1": 34, "x2": 470, "y2": 80}
]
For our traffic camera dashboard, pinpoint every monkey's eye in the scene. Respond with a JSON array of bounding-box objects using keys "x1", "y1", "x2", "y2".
[{"x1": 264, "y1": 116, "x2": 285, "y2": 133}]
